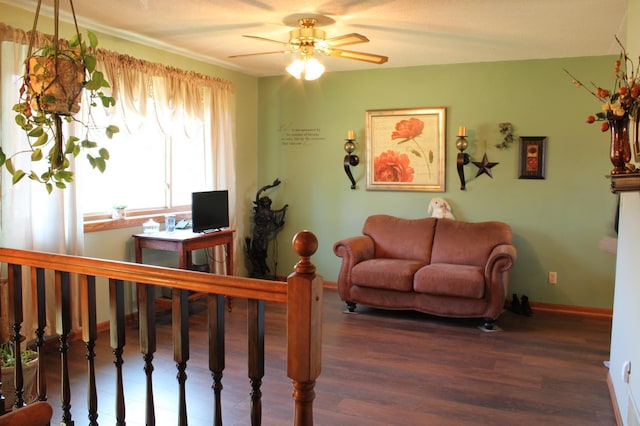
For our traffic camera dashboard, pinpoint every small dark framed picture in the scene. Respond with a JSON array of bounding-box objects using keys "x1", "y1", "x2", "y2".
[{"x1": 518, "y1": 136, "x2": 547, "y2": 179}]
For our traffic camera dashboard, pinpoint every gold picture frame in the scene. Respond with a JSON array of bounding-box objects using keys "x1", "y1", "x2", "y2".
[{"x1": 365, "y1": 107, "x2": 446, "y2": 191}]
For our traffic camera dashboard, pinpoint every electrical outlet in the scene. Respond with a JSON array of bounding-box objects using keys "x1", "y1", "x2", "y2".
[{"x1": 548, "y1": 271, "x2": 558, "y2": 284}]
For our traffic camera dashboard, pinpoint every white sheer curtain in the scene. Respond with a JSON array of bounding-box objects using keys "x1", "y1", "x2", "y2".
[
  {"x1": 1, "y1": 23, "x2": 237, "y2": 338},
  {"x1": 96, "y1": 50, "x2": 238, "y2": 273},
  {"x1": 204, "y1": 83, "x2": 237, "y2": 274},
  {"x1": 0, "y1": 35, "x2": 83, "y2": 341}
]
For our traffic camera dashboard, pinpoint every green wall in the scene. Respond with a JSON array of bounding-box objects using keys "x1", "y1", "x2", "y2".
[{"x1": 258, "y1": 56, "x2": 618, "y2": 309}]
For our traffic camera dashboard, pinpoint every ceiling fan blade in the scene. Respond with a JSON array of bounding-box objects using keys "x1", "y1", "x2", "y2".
[
  {"x1": 325, "y1": 33, "x2": 369, "y2": 47},
  {"x1": 243, "y1": 35, "x2": 289, "y2": 46},
  {"x1": 229, "y1": 51, "x2": 289, "y2": 59},
  {"x1": 328, "y1": 49, "x2": 388, "y2": 64}
]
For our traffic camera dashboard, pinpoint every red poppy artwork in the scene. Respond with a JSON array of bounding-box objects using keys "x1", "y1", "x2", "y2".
[
  {"x1": 366, "y1": 107, "x2": 445, "y2": 191},
  {"x1": 391, "y1": 117, "x2": 424, "y2": 140},
  {"x1": 373, "y1": 150, "x2": 415, "y2": 182}
]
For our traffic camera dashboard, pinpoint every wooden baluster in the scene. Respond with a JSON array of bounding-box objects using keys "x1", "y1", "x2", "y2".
[
  {"x1": 287, "y1": 231, "x2": 322, "y2": 426},
  {"x1": 172, "y1": 288, "x2": 189, "y2": 426},
  {"x1": 80, "y1": 274, "x2": 99, "y2": 425},
  {"x1": 56, "y1": 270, "x2": 74, "y2": 426},
  {"x1": 109, "y1": 278, "x2": 126, "y2": 426},
  {"x1": 138, "y1": 283, "x2": 157, "y2": 426},
  {"x1": 208, "y1": 293, "x2": 225, "y2": 426},
  {"x1": 7, "y1": 264, "x2": 25, "y2": 409},
  {"x1": 247, "y1": 298, "x2": 264, "y2": 426},
  {"x1": 32, "y1": 267, "x2": 48, "y2": 402}
]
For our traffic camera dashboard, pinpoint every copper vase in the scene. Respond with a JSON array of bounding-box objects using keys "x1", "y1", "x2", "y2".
[{"x1": 609, "y1": 114, "x2": 631, "y2": 175}]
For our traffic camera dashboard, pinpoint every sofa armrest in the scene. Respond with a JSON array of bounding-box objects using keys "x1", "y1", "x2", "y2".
[
  {"x1": 485, "y1": 244, "x2": 517, "y2": 274},
  {"x1": 333, "y1": 236, "x2": 375, "y2": 301},
  {"x1": 482, "y1": 243, "x2": 518, "y2": 319},
  {"x1": 334, "y1": 235, "x2": 374, "y2": 264}
]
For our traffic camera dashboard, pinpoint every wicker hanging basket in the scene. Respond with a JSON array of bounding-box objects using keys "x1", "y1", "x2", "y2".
[{"x1": 26, "y1": 55, "x2": 85, "y2": 116}]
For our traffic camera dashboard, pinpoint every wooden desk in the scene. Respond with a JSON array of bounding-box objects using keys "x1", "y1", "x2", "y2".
[
  {"x1": 133, "y1": 229, "x2": 234, "y2": 307},
  {"x1": 133, "y1": 229, "x2": 234, "y2": 273}
]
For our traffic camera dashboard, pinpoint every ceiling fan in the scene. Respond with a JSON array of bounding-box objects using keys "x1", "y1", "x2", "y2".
[{"x1": 229, "y1": 17, "x2": 389, "y2": 66}]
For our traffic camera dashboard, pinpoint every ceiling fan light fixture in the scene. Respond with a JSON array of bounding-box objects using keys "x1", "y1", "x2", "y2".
[
  {"x1": 303, "y1": 57, "x2": 325, "y2": 80},
  {"x1": 230, "y1": 15, "x2": 388, "y2": 75},
  {"x1": 286, "y1": 56, "x2": 325, "y2": 80},
  {"x1": 286, "y1": 59, "x2": 304, "y2": 78}
]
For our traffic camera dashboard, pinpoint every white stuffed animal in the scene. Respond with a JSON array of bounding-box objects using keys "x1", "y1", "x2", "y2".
[{"x1": 428, "y1": 197, "x2": 455, "y2": 219}]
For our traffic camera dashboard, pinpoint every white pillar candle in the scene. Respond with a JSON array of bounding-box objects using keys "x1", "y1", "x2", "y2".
[{"x1": 347, "y1": 130, "x2": 355, "y2": 140}]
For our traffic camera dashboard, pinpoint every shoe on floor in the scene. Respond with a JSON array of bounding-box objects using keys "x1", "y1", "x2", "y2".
[
  {"x1": 521, "y1": 295, "x2": 533, "y2": 316},
  {"x1": 511, "y1": 293, "x2": 522, "y2": 315}
]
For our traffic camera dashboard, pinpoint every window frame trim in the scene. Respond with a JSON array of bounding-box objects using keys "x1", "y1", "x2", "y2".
[{"x1": 84, "y1": 206, "x2": 190, "y2": 233}]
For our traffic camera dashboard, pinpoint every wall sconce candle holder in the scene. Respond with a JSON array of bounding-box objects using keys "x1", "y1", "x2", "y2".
[
  {"x1": 456, "y1": 133, "x2": 470, "y2": 190},
  {"x1": 343, "y1": 134, "x2": 360, "y2": 189}
]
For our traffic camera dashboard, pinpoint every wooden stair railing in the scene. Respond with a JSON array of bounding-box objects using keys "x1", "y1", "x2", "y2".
[{"x1": 0, "y1": 230, "x2": 322, "y2": 426}]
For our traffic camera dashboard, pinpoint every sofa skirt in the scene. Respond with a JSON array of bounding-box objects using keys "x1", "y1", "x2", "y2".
[{"x1": 348, "y1": 286, "x2": 491, "y2": 319}]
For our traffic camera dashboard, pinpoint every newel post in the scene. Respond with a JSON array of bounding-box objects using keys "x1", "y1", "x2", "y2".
[{"x1": 287, "y1": 230, "x2": 323, "y2": 426}]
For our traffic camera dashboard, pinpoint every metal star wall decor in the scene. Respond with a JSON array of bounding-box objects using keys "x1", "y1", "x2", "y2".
[{"x1": 473, "y1": 153, "x2": 499, "y2": 178}]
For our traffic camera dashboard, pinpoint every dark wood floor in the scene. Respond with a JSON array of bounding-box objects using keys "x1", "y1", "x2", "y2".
[{"x1": 39, "y1": 288, "x2": 615, "y2": 425}]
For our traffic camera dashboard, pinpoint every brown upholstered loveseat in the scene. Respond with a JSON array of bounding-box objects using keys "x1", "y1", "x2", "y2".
[{"x1": 333, "y1": 215, "x2": 517, "y2": 329}]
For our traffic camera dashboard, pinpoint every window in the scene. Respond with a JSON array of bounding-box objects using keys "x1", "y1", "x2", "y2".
[{"x1": 80, "y1": 97, "x2": 206, "y2": 217}]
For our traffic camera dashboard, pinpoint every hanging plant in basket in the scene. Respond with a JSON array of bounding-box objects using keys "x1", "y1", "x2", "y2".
[{"x1": 0, "y1": 1, "x2": 119, "y2": 193}]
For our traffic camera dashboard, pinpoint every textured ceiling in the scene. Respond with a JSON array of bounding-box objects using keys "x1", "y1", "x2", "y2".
[{"x1": 2, "y1": 0, "x2": 629, "y2": 77}]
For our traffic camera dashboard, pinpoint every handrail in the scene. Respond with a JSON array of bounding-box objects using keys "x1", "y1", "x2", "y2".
[
  {"x1": 0, "y1": 248, "x2": 288, "y2": 302},
  {"x1": 0, "y1": 230, "x2": 322, "y2": 425}
]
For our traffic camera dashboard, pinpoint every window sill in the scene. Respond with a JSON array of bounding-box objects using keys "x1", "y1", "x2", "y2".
[{"x1": 84, "y1": 211, "x2": 190, "y2": 233}]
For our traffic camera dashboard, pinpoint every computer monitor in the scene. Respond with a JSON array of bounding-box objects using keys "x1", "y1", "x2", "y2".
[{"x1": 191, "y1": 190, "x2": 229, "y2": 233}]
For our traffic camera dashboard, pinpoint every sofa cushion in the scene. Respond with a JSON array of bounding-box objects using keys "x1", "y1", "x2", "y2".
[
  {"x1": 413, "y1": 263, "x2": 485, "y2": 299},
  {"x1": 352, "y1": 258, "x2": 427, "y2": 292},
  {"x1": 362, "y1": 215, "x2": 437, "y2": 262},
  {"x1": 431, "y1": 219, "x2": 512, "y2": 266}
]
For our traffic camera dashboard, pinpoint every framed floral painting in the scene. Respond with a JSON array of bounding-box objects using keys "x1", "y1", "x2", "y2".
[{"x1": 365, "y1": 107, "x2": 446, "y2": 191}]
